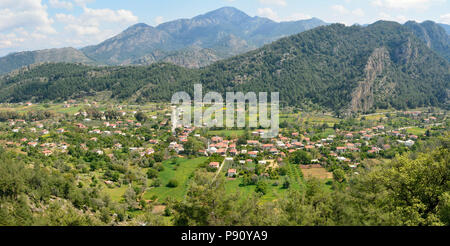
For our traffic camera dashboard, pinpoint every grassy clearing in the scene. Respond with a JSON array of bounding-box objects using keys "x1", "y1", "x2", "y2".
[
  {"x1": 104, "y1": 186, "x2": 128, "y2": 202},
  {"x1": 280, "y1": 113, "x2": 301, "y2": 124},
  {"x1": 143, "y1": 157, "x2": 207, "y2": 201},
  {"x1": 315, "y1": 128, "x2": 336, "y2": 139},
  {"x1": 224, "y1": 178, "x2": 256, "y2": 198},
  {"x1": 301, "y1": 168, "x2": 333, "y2": 180},
  {"x1": 208, "y1": 129, "x2": 246, "y2": 138},
  {"x1": 363, "y1": 114, "x2": 385, "y2": 121},
  {"x1": 53, "y1": 105, "x2": 83, "y2": 114},
  {"x1": 224, "y1": 177, "x2": 289, "y2": 202},
  {"x1": 406, "y1": 127, "x2": 427, "y2": 136},
  {"x1": 302, "y1": 114, "x2": 339, "y2": 126}
]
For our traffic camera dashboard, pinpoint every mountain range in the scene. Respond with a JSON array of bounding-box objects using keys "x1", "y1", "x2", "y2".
[
  {"x1": 1, "y1": 7, "x2": 449, "y2": 76},
  {"x1": 0, "y1": 48, "x2": 95, "y2": 75},
  {"x1": 0, "y1": 7, "x2": 327, "y2": 74},
  {"x1": 1, "y1": 21, "x2": 448, "y2": 114}
]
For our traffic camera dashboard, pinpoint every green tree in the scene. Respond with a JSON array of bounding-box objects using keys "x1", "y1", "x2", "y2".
[
  {"x1": 290, "y1": 150, "x2": 312, "y2": 165},
  {"x1": 333, "y1": 169, "x2": 346, "y2": 183},
  {"x1": 123, "y1": 187, "x2": 138, "y2": 210},
  {"x1": 135, "y1": 112, "x2": 148, "y2": 122},
  {"x1": 167, "y1": 179, "x2": 179, "y2": 188},
  {"x1": 255, "y1": 180, "x2": 269, "y2": 195}
]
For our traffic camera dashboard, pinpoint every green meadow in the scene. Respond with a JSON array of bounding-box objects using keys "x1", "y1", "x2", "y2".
[{"x1": 143, "y1": 157, "x2": 207, "y2": 201}]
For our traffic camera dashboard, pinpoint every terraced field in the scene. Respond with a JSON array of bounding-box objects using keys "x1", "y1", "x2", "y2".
[{"x1": 286, "y1": 162, "x2": 304, "y2": 190}]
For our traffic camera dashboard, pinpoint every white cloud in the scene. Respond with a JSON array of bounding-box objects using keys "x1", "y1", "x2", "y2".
[
  {"x1": 0, "y1": 32, "x2": 26, "y2": 49},
  {"x1": 329, "y1": 5, "x2": 368, "y2": 25},
  {"x1": 378, "y1": 12, "x2": 409, "y2": 23},
  {"x1": 257, "y1": 8, "x2": 279, "y2": 21},
  {"x1": 81, "y1": 7, "x2": 138, "y2": 25},
  {"x1": 65, "y1": 24, "x2": 99, "y2": 35},
  {"x1": 331, "y1": 5, "x2": 349, "y2": 14},
  {"x1": 155, "y1": 16, "x2": 164, "y2": 25},
  {"x1": 0, "y1": 40, "x2": 13, "y2": 49},
  {"x1": 55, "y1": 13, "x2": 76, "y2": 23},
  {"x1": 283, "y1": 13, "x2": 312, "y2": 21},
  {"x1": 330, "y1": 5, "x2": 366, "y2": 20},
  {"x1": 371, "y1": 0, "x2": 445, "y2": 10},
  {"x1": 259, "y1": 0, "x2": 287, "y2": 7},
  {"x1": 0, "y1": 30, "x2": 38, "y2": 50},
  {"x1": 257, "y1": 8, "x2": 312, "y2": 22},
  {"x1": 49, "y1": 0, "x2": 73, "y2": 10},
  {"x1": 352, "y1": 8, "x2": 365, "y2": 17},
  {"x1": 73, "y1": 0, "x2": 95, "y2": 7},
  {"x1": 0, "y1": 0, "x2": 55, "y2": 34},
  {"x1": 56, "y1": 7, "x2": 138, "y2": 35},
  {"x1": 0, "y1": 0, "x2": 42, "y2": 10},
  {"x1": 0, "y1": 0, "x2": 138, "y2": 55},
  {"x1": 440, "y1": 13, "x2": 450, "y2": 24}
]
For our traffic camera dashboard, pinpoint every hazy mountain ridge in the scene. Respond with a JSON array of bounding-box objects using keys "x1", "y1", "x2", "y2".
[
  {"x1": 0, "y1": 47, "x2": 95, "y2": 75},
  {"x1": 81, "y1": 7, "x2": 328, "y2": 66}
]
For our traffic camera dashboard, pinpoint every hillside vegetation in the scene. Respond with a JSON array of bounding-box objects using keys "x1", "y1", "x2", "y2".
[{"x1": 0, "y1": 22, "x2": 448, "y2": 114}]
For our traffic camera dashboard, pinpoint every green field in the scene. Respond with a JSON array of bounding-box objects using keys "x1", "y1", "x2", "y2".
[
  {"x1": 104, "y1": 186, "x2": 128, "y2": 202},
  {"x1": 315, "y1": 128, "x2": 336, "y2": 139},
  {"x1": 208, "y1": 129, "x2": 246, "y2": 138},
  {"x1": 143, "y1": 157, "x2": 207, "y2": 201},
  {"x1": 280, "y1": 113, "x2": 302, "y2": 124},
  {"x1": 286, "y1": 163, "x2": 304, "y2": 190},
  {"x1": 406, "y1": 127, "x2": 427, "y2": 136},
  {"x1": 0, "y1": 104, "x2": 83, "y2": 115},
  {"x1": 224, "y1": 178, "x2": 256, "y2": 198},
  {"x1": 224, "y1": 177, "x2": 291, "y2": 202},
  {"x1": 299, "y1": 113, "x2": 340, "y2": 127}
]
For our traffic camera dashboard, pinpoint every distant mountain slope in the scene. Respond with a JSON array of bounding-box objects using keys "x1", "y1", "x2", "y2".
[
  {"x1": 404, "y1": 21, "x2": 450, "y2": 61},
  {"x1": 1, "y1": 22, "x2": 448, "y2": 114},
  {"x1": 81, "y1": 7, "x2": 327, "y2": 66},
  {"x1": 80, "y1": 23, "x2": 175, "y2": 65},
  {"x1": 0, "y1": 48, "x2": 95, "y2": 75},
  {"x1": 131, "y1": 47, "x2": 221, "y2": 68},
  {"x1": 439, "y1": 23, "x2": 450, "y2": 35}
]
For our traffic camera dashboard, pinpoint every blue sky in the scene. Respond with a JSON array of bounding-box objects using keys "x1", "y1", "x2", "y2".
[{"x1": 0, "y1": 0, "x2": 449, "y2": 56}]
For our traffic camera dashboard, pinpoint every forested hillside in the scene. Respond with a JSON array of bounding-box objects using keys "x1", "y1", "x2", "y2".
[
  {"x1": 404, "y1": 21, "x2": 450, "y2": 61},
  {"x1": 0, "y1": 22, "x2": 448, "y2": 114}
]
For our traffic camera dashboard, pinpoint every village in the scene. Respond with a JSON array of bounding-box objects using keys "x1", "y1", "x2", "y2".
[{"x1": 0, "y1": 100, "x2": 448, "y2": 214}]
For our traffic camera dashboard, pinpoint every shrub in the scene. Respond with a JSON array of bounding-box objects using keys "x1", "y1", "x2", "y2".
[{"x1": 167, "y1": 179, "x2": 179, "y2": 188}]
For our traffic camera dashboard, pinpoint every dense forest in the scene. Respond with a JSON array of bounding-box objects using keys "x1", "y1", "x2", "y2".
[{"x1": 0, "y1": 22, "x2": 448, "y2": 114}]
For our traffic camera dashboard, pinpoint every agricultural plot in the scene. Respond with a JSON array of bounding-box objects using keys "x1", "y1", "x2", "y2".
[
  {"x1": 224, "y1": 176, "x2": 290, "y2": 202},
  {"x1": 302, "y1": 113, "x2": 339, "y2": 126},
  {"x1": 104, "y1": 186, "x2": 128, "y2": 202},
  {"x1": 406, "y1": 127, "x2": 427, "y2": 136},
  {"x1": 207, "y1": 129, "x2": 246, "y2": 138},
  {"x1": 143, "y1": 157, "x2": 207, "y2": 201},
  {"x1": 301, "y1": 167, "x2": 333, "y2": 180},
  {"x1": 286, "y1": 163, "x2": 304, "y2": 190}
]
